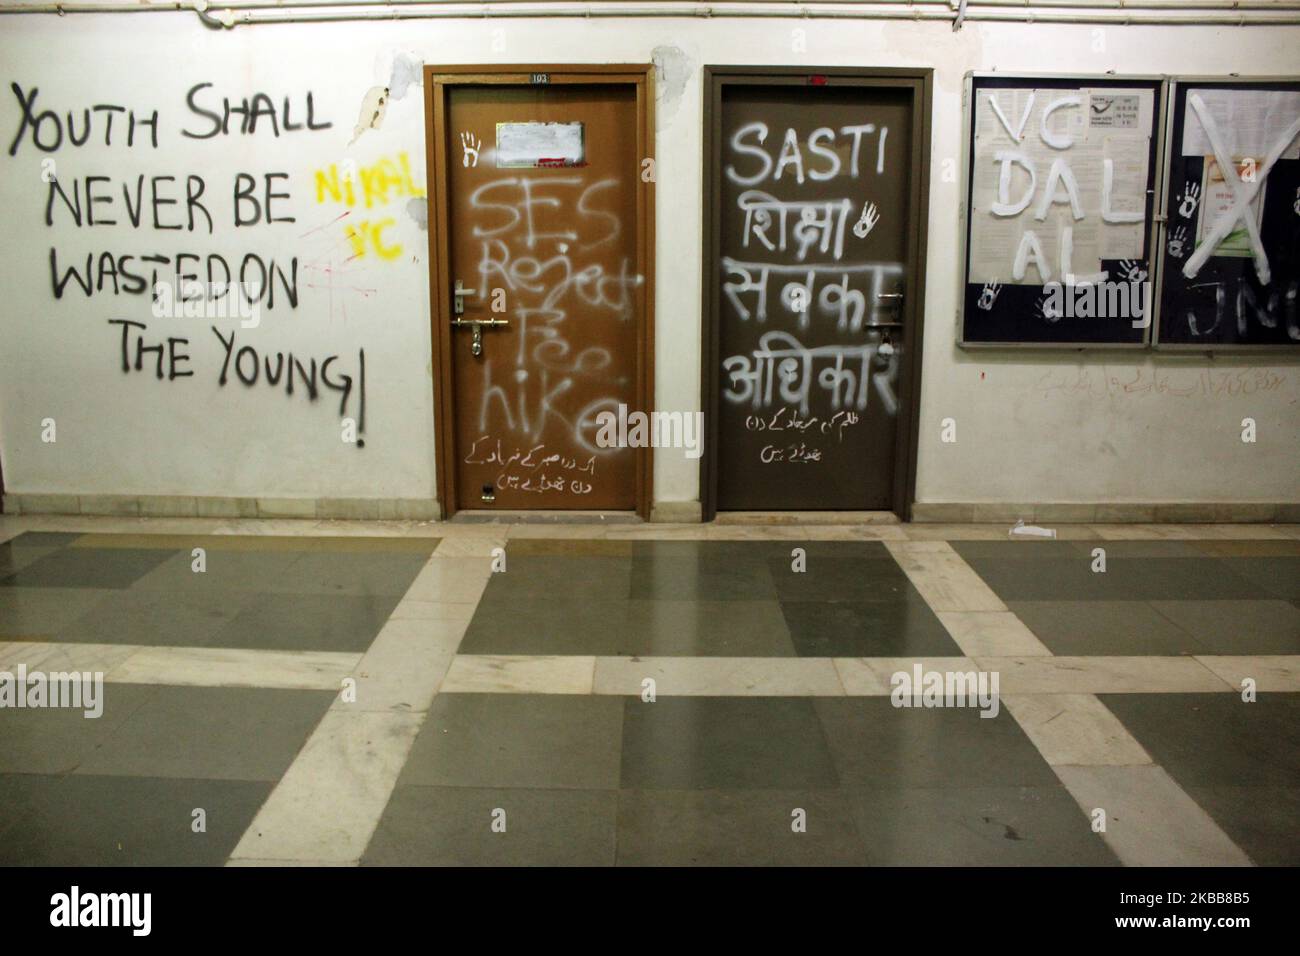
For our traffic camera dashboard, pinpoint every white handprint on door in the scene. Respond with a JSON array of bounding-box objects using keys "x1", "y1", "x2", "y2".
[
  {"x1": 852, "y1": 201, "x2": 880, "y2": 239},
  {"x1": 460, "y1": 132, "x2": 481, "y2": 168}
]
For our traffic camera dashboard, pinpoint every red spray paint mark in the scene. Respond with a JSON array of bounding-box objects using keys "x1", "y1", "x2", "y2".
[{"x1": 299, "y1": 210, "x2": 351, "y2": 239}]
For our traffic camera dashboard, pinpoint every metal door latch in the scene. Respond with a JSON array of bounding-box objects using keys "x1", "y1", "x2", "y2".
[{"x1": 452, "y1": 317, "x2": 510, "y2": 356}]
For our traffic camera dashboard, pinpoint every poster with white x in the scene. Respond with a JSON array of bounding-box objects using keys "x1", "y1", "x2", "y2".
[{"x1": 1180, "y1": 90, "x2": 1300, "y2": 285}]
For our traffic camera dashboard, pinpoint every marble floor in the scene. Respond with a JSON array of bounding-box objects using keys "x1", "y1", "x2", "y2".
[{"x1": 0, "y1": 513, "x2": 1297, "y2": 866}]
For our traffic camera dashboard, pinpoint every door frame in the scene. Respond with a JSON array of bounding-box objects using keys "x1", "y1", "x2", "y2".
[
  {"x1": 423, "y1": 64, "x2": 656, "y2": 520},
  {"x1": 699, "y1": 65, "x2": 932, "y2": 521}
]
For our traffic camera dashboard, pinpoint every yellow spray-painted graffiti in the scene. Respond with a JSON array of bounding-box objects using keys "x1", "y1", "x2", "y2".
[
  {"x1": 345, "y1": 219, "x2": 401, "y2": 260},
  {"x1": 314, "y1": 152, "x2": 425, "y2": 261}
]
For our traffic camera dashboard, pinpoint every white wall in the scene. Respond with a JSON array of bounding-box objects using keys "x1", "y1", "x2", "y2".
[{"x1": 1, "y1": 11, "x2": 1298, "y2": 511}]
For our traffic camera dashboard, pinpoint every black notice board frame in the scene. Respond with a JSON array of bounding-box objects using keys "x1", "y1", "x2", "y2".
[
  {"x1": 958, "y1": 72, "x2": 1167, "y2": 350},
  {"x1": 1153, "y1": 76, "x2": 1300, "y2": 351}
]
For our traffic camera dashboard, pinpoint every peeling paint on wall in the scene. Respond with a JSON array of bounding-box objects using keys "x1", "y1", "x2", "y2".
[
  {"x1": 350, "y1": 85, "x2": 389, "y2": 145},
  {"x1": 406, "y1": 197, "x2": 428, "y2": 231},
  {"x1": 652, "y1": 44, "x2": 694, "y2": 131},
  {"x1": 387, "y1": 51, "x2": 425, "y2": 101}
]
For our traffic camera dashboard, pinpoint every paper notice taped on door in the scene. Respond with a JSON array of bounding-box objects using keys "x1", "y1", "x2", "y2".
[{"x1": 495, "y1": 121, "x2": 586, "y2": 168}]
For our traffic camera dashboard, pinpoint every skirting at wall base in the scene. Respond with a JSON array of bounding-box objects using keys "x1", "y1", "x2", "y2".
[
  {"x1": 911, "y1": 502, "x2": 1300, "y2": 524},
  {"x1": 2, "y1": 494, "x2": 440, "y2": 521},
  {"x1": 5, "y1": 495, "x2": 1297, "y2": 525},
  {"x1": 714, "y1": 511, "x2": 901, "y2": 525},
  {"x1": 650, "y1": 501, "x2": 703, "y2": 523}
]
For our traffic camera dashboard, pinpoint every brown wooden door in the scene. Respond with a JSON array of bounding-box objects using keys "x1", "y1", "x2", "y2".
[
  {"x1": 437, "y1": 77, "x2": 649, "y2": 512},
  {"x1": 713, "y1": 82, "x2": 915, "y2": 511}
]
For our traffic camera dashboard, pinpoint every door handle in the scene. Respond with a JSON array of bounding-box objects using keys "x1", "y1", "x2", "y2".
[
  {"x1": 875, "y1": 293, "x2": 904, "y2": 301},
  {"x1": 452, "y1": 316, "x2": 510, "y2": 356},
  {"x1": 453, "y1": 279, "x2": 476, "y2": 315}
]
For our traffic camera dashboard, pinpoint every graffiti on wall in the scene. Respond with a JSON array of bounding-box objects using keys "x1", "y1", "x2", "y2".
[{"x1": 7, "y1": 80, "x2": 382, "y2": 445}]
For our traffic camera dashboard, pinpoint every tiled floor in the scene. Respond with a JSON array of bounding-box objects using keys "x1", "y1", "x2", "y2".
[{"x1": 1, "y1": 516, "x2": 1297, "y2": 866}]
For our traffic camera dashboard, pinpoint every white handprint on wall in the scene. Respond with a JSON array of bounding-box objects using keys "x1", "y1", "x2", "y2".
[
  {"x1": 977, "y1": 280, "x2": 1002, "y2": 311},
  {"x1": 1118, "y1": 259, "x2": 1148, "y2": 284},
  {"x1": 1034, "y1": 292, "x2": 1062, "y2": 324},
  {"x1": 1168, "y1": 225, "x2": 1189, "y2": 259}
]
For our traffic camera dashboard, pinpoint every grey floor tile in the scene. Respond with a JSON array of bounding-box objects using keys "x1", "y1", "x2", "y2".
[
  {"x1": 843, "y1": 785, "x2": 1119, "y2": 865},
  {"x1": 364, "y1": 786, "x2": 617, "y2": 866},
  {"x1": 0, "y1": 534, "x2": 86, "y2": 579},
  {"x1": 632, "y1": 540, "x2": 891, "y2": 560},
  {"x1": 1067, "y1": 540, "x2": 1208, "y2": 559},
  {"x1": 621, "y1": 599, "x2": 796, "y2": 656},
  {"x1": 1183, "y1": 785, "x2": 1300, "y2": 866},
  {"x1": 0, "y1": 542, "x2": 59, "y2": 578},
  {"x1": 270, "y1": 551, "x2": 430, "y2": 597},
  {"x1": 1007, "y1": 600, "x2": 1205, "y2": 656},
  {"x1": 0, "y1": 684, "x2": 157, "y2": 774},
  {"x1": 398, "y1": 694, "x2": 624, "y2": 790},
  {"x1": 5, "y1": 532, "x2": 83, "y2": 548},
  {"x1": 459, "y1": 598, "x2": 629, "y2": 655},
  {"x1": 952, "y1": 541, "x2": 1086, "y2": 561},
  {"x1": 814, "y1": 698, "x2": 1060, "y2": 790},
  {"x1": 629, "y1": 555, "x2": 777, "y2": 601},
  {"x1": 616, "y1": 789, "x2": 869, "y2": 866},
  {"x1": 1148, "y1": 599, "x2": 1300, "y2": 655},
  {"x1": 963, "y1": 558, "x2": 1111, "y2": 602},
  {"x1": 782, "y1": 596, "x2": 960, "y2": 657},
  {"x1": 1101, "y1": 693, "x2": 1300, "y2": 788},
  {"x1": 1, "y1": 547, "x2": 178, "y2": 590},
  {"x1": 209, "y1": 593, "x2": 400, "y2": 652},
  {"x1": 0, "y1": 587, "x2": 117, "y2": 636},
  {"x1": 55, "y1": 589, "x2": 257, "y2": 647},
  {"x1": 482, "y1": 556, "x2": 634, "y2": 601},
  {"x1": 506, "y1": 539, "x2": 632, "y2": 556},
  {"x1": 0, "y1": 773, "x2": 272, "y2": 866},
  {"x1": 131, "y1": 550, "x2": 302, "y2": 593},
  {"x1": 75, "y1": 685, "x2": 335, "y2": 781},
  {"x1": 969, "y1": 557, "x2": 1269, "y2": 602},
  {"x1": 768, "y1": 557, "x2": 912, "y2": 602},
  {"x1": 1219, "y1": 557, "x2": 1300, "y2": 601},
  {"x1": 620, "y1": 697, "x2": 840, "y2": 790}
]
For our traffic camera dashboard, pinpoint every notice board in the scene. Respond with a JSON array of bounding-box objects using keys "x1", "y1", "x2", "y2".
[
  {"x1": 960, "y1": 74, "x2": 1164, "y2": 347},
  {"x1": 1154, "y1": 78, "x2": 1300, "y2": 349}
]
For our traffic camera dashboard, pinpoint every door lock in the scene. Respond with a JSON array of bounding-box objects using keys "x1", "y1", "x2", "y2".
[{"x1": 452, "y1": 317, "x2": 510, "y2": 356}]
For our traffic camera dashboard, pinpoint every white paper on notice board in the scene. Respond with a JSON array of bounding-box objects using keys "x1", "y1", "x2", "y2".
[
  {"x1": 968, "y1": 87, "x2": 1153, "y2": 285},
  {"x1": 1181, "y1": 89, "x2": 1300, "y2": 160},
  {"x1": 495, "y1": 121, "x2": 585, "y2": 168}
]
